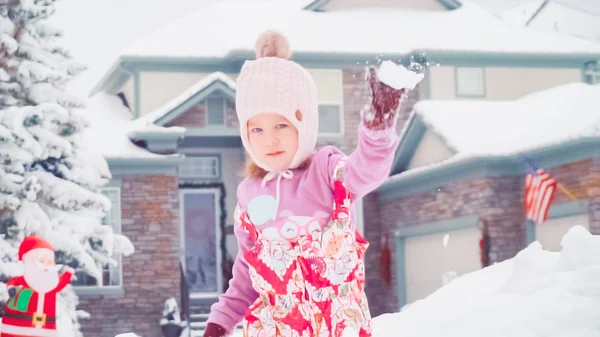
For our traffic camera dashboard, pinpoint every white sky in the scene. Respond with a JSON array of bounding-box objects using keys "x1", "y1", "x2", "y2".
[{"x1": 48, "y1": 0, "x2": 216, "y2": 95}]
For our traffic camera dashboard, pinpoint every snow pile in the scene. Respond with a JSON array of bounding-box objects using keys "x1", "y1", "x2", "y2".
[
  {"x1": 413, "y1": 82, "x2": 600, "y2": 155},
  {"x1": 377, "y1": 61, "x2": 424, "y2": 91},
  {"x1": 372, "y1": 225, "x2": 600, "y2": 337}
]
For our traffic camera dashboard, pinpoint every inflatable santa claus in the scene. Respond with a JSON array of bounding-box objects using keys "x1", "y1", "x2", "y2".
[{"x1": 1, "y1": 236, "x2": 74, "y2": 337}]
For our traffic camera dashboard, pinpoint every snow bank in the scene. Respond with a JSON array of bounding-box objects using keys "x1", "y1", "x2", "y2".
[
  {"x1": 373, "y1": 225, "x2": 600, "y2": 337},
  {"x1": 414, "y1": 82, "x2": 600, "y2": 155}
]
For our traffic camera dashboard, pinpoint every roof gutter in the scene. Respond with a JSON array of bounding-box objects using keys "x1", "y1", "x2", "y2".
[
  {"x1": 378, "y1": 136, "x2": 600, "y2": 199},
  {"x1": 437, "y1": 0, "x2": 462, "y2": 10},
  {"x1": 89, "y1": 48, "x2": 600, "y2": 96}
]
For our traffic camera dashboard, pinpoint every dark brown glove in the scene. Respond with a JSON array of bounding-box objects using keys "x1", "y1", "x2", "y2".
[
  {"x1": 362, "y1": 66, "x2": 406, "y2": 130},
  {"x1": 203, "y1": 322, "x2": 227, "y2": 337}
]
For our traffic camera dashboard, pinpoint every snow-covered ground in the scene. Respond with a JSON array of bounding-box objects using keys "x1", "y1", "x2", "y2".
[
  {"x1": 227, "y1": 225, "x2": 600, "y2": 337},
  {"x1": 373, "y1": 225, "x2": 600, "y2": 337}
]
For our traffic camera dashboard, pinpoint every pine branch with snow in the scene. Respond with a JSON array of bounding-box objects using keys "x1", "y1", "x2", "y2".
[{"x1": 0, "y1": 1, "x2": 134, "y2": 336}]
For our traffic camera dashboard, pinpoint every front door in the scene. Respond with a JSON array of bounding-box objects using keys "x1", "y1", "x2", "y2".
[{"x1": 180, "y1": 188, "x2": 222, "y2": 295}]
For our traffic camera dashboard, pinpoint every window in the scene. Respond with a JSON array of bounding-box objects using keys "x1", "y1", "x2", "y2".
[
  {"x1": 308, "y1": 69, "x2": 343, "y2": 136},
  {"x1": 318, "y1": 105, "x2": 342, "y2": 134},
  {"x1": 455, "y1": 67, "x2": 485, "y2": 97},
  {"x1": 584, "y1": 62, "x2": 600, "y2": 84},
  {"x1": 72, "y1": 187, "x2": 122, "y2": 288},
  {"x1": 206, "y1": 96, "x2": 226, "y2": 125},
  {"x1": 180, "y1": 155, "x2": 220, "y2": 180}
]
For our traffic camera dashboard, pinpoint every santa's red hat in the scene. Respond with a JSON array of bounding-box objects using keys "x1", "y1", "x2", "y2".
[{"x1": 18, "y1": 235, "x2": 54, "y2": 261}]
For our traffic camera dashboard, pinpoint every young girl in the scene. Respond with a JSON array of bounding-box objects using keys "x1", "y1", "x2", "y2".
[{"x1": 204, "y1": 30, "x2": 405, "y2": 337}]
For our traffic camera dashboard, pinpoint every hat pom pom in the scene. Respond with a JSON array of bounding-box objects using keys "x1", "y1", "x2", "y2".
[{"x1": 255, "y1": 30, "x2": 291, "y2": 59}]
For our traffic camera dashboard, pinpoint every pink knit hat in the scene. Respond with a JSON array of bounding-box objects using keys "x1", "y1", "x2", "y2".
[{"x1": 236, "y1": 30, "x2": 318, "y2": 172}]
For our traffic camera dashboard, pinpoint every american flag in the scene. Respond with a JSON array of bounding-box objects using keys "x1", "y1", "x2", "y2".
[{"x1": 524, "y1": 163, "x2": 557, "y2": 224}]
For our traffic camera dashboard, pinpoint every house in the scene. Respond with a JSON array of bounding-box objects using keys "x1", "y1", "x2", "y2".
[
  {"x1": 371, "y1": 82, "x2": 600, "y2": 313},
  {"x1": 480, "y1": 0, "x2": 600, "y2": 44},
  {"x1": 78, "y1": 0, "x2": 600, "y2": 335}
]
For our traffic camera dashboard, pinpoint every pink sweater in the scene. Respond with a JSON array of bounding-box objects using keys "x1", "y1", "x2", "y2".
[{"x1": 206, "y1": 121, "x2": 399, "y2": 332}]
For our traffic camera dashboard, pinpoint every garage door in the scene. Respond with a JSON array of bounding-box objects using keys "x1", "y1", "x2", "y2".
[
  {"x1": 535, "y1": 214, "x2": 589, "y2": 251},
  {"x1": 405, "y1": 227, "x2": 481, "y2": 304}
]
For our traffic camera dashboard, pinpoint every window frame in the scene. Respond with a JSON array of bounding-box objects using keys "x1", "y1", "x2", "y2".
[
  {"x1": 73, "y1": 186, "x2": 124, "y2": 297},
  {"x1": 179, "y1": 154, "x2": 222, "y2": 181},
  {"x1": 583, "y1": 62, "x2": 600, "y2": 84},
  {"x1": 454, "y1": 67, "x2": 486, "y2": 98},
  {"x1": 205, "y1": 96, "x2": 227, "y2": 126},
  {"x1": 308, "y1": 69, "x2": 344, "y2": 137}
]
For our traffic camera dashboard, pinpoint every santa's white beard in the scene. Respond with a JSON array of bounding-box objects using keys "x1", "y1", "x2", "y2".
[{"x1": 24, "y1": 260, "x2": 60, "y2": 293}]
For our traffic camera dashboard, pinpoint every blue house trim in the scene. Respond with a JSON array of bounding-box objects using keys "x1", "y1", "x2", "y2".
[
  {"x1": 303, "y1": 0, "x2": 462, "y2": 11},
  {"x1": 107, "y1": 156, "x2": 182, "y2": 176},
  {"x1": 303, "y1": 0, "x2": 329, "y2": 11},
  {"x1": 526, "y1": 200, "x2": 589, "y2": 244},
  {"x1": 128, "y1": 129, "x2": 185, "y2": 153},
  {"x1": 92, "y1": 48, "x2": 599, "y2": 96},
  {"x1": 133, "y1": 71, "x2": 141, "y2": 117},
  {"x1": 437, "y1": 0, "x2": 462, "y2": 10},
  {"x1": 394, "y1": 215, "x2": 480, "y2": 309},
  {"x1": 382, "y1": 137, "x2": 600, "y2": 199}
]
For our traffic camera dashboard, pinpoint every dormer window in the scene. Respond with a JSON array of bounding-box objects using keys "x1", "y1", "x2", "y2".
[{"x1": 206, "y1": 95, "x2": 227, "y2": 125}]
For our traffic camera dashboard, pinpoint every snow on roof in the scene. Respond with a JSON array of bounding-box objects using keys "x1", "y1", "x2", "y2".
[
  {"x1": 133, "y1": 72, "x2": 236, "y2": 128},
  {"x1": 82, "y1": 93, "x2": 182, "y2": 159},
  {"x1": 413, "y1": 82, "x2": 600, "y2": 156},
  {"x1": 499, "y1": 0, "x2": 600, "y2": 43},
  {"x1": 123, "y1": 0, "x2": 600, "y2": 59},
  {"x1": 45, "y1": 0, "x2": 206, "y2": 161}
]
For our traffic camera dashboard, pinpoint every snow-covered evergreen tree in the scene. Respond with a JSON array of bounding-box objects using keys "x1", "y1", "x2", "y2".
[{"x1": 0, "y1": 1, "x2": 133, "y2": 335}]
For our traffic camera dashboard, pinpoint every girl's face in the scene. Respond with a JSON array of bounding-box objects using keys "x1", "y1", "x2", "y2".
[{"x1": 248, "y1": 113, "x2": 299, "y2": 172}]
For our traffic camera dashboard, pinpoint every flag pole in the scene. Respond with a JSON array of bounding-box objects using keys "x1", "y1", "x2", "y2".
[
  {"x1": 556, "y1": 182, "x2": 577, "y2": 201},
  {"x1": 520, "y1": 153, "x2": 578, "y2": 201}
]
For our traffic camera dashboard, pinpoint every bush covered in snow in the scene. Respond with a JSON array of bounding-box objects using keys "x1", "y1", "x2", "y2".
[{"x1": 0, "y1": 1, "x2": 133, "y2": 336}]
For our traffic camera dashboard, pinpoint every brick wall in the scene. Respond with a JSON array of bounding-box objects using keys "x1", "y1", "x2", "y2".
[
  {"x1": 364, "y1": 157, "x2": 600, "y2": 316},
  {"x1": 588, "y1": 158, "x2": 600, "y2": 234},
  {"x1": 165, "y1": 98, "x2": 237, "y2": 129},
  {"x1": 548, "y1": 158, "x2": 600, "y2": 234},
  {"x1": 166, "y1": 104, "x2": 205, "y2": 128},
  {"x1": 78, "y1": 175, "x2": 180, "y2": 337}
]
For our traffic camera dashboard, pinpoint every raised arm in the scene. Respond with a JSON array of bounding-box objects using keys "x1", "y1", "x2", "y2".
[{"x1": 318, "y1": 66, "x2": 406, "y2": 199}]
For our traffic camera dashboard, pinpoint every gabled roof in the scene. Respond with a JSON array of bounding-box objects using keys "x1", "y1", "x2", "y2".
[
  {"x1": 303, "y1": 0, "x2": 329, "y2": 11},
  {"x1": 91, "y1": 0, "x2": 600, "y2": 95},
  {"x1": 83, "y1": 92, "x2": 183, "y2": 160},
  {"x1": 499, "y1": 0, "x2": 600, "y2": 43},
  {"x1": 303, "y1": 0, "x2": 461, "y2": 11},
  {"x1": 133, "y1": 72, "x2": 236, "y2": 128},
  {"x1": 389, "y1": 82, "x2": 600, "y2": 177}
]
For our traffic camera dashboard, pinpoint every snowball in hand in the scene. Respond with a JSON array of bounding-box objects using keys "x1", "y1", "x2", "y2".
[{"x1": 377, "y1": 60, "x2": 424, "y2": 90}]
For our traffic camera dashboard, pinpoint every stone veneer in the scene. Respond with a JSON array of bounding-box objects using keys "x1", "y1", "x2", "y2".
[
  {"x1": 363, "y1": 158, "x2": 600, "y2": 316},
  {"x1": 78, "y1": 175, "x2": 180, "y2": 337}
]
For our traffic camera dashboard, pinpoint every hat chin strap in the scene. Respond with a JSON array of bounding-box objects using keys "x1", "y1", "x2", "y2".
[{"x1": 249, "y1": 148, "x2": 301, "y2": 220}]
